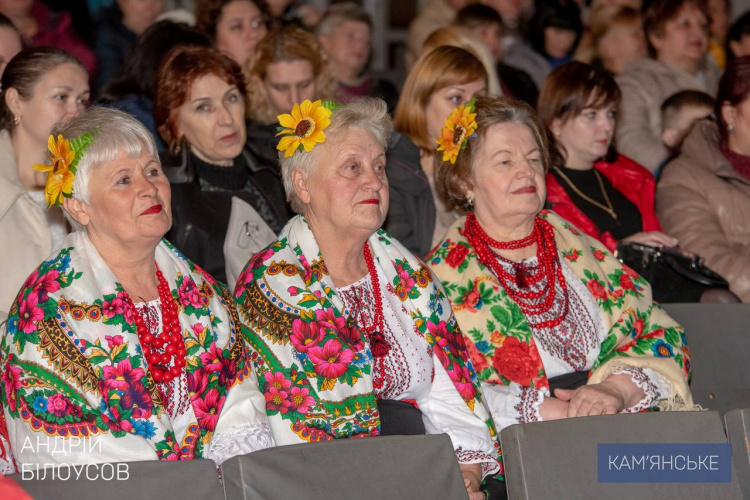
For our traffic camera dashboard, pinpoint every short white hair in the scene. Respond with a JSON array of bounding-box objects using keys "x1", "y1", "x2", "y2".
[
  {"x1": 51, "y1": 107, "x2": 158, "y2": 232},
  {"x1": 279, "y1": 97, "x2": 392, "y2": 213}
]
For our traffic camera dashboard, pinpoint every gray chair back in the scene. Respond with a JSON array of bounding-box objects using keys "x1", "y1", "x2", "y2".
[
  {"x1": 500, "y1": 411, "x2": 742, "y2": 499},
  {"x1": 8, "y1": 459, "x2": 224, "y2": 500},
  {"x1": 220, "y1": 434, "x2": 468, "y2": 500},
  {"x1": 662, "y1": 303, "x2": 750, "y2": 415},
  {"x1": 725, "y1": 408, "x2": 750, "y2": 498}
]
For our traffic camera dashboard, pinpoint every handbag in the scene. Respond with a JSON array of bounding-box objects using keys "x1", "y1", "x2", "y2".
[
  {"x1": 223, "y1": 197, "x2": 277, "y2": 290},
  {"x1": 614, "y1": 242, "x2": 729, "y2": 303}
]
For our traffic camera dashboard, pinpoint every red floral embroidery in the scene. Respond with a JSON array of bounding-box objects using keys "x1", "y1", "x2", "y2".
[
  {"x1": 586, "y1": 279, "x2": 607, "y2": 300},
  {"x1": 446, "y1": 244, "x2": 469, "y2": 268},
  {"x1": 491, "y1": 337, "x2": 540, "y2": 386}
]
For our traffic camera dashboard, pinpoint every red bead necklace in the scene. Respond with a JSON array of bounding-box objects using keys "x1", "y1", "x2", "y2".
[
  {"x1": 362, "y1": 244, "x2": 391, "y2": 358},
  {"x1": 123, "y1": 265, "x2": 186, "y2": 384},
  {"x1": 465, "y1": 213, "x2": 569, "y2": 329}
]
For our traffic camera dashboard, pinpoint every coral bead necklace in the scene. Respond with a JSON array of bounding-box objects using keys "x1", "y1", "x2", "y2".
[
  {"x1": 465, "y1": 212, "x2": 569, "y2": 329},
  {"x1": 122, "y1": 264, "x2": 186, "y2": 383},
  {"x1": 362, "y1": 244, "x2": 391, "y2": 357}
]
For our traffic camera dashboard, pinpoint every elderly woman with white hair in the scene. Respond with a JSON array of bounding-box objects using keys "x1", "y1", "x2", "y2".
[
  {"x1": 233, "y1": 98, "x2": 500, "y2": 499},
  {"x1": 0, "y1": 107, "x2": 273, "y2": 474}
]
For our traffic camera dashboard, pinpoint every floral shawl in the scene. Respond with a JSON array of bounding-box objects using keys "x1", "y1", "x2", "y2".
[
  {"x1": 0, "y1": 231, "x2": 270, "y2": 471},
  {"x1": 234, "y1": 215, "x2": 499, "y2": 449},
  {"x1": 427, "y1": 211, "x2": 694, "y2": 410}
]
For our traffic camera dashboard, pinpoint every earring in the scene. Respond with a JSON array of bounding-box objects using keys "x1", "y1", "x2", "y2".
[
  {"x1": 13, "y1": 114, "x2": 20, "y2": 126},
  {"x1": 175, "y1": 141, "x2": 181, "y2": 153},
  {"x1": 728, "y1": 124, "x2": 735, "y2": 132},
  {"x1": 466, "y1": 194, "x2": 475, "y2": 208}
]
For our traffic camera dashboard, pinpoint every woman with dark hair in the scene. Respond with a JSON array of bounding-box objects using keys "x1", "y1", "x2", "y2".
[
  {"x1": 657, "y1": 56, "x2": 750, "y2": 302},
  {"x1": 526, "y1": 0, "x2": 583, "y2": 69},
  {"x1": 616, "y1": 0, "x2": 721, "y2": 172},
  {"x1": 0, "y1": 47, "x2": 89, "y2": 318},
  {"x1": 100, "y1": 20, "x2": 212, "y2": 151},
  {"x1": 726, "y1": 11, "x2": 750, "y2": 65},
  {"x1": 387, "y1": 46, "x2": 487, "y2": 257},
  {"x1": 195, "y1": 0, "x2": 268, "y2": 68},
  {"x1": 155, "y1": 46, "x2": 289, "y2": 285}
]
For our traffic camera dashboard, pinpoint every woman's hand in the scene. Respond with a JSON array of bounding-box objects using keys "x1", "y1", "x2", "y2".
[
  {"x1": 554, "y1": 374, "x2": 646, "y2": 418},
  {"x1": 621, "y1": 231, "x2": 678, "y2": 248},
  {"x1": 459, "y1": 463, "x2": 484, "y2": 500},
  {"x1": 539, "y1": 396, "x2": 569, "y2": 420}
]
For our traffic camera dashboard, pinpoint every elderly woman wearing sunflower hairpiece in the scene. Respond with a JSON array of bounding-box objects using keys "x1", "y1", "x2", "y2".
[
  {"x1": 0, "y1": 107, "x2": 274, "y2": 474},
  {"x1": 234, "y1": 97, "x2": 500, "y2": 499},
  {"x1": 426, "y1": 94, "x2": 696, "y2": 441}
]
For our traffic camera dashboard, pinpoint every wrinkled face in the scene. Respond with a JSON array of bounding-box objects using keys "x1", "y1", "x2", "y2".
[
  {"x1": 118, "y1": 0, "x2": 164, "y2": 35},
  {"x1": 216, "y1": 0, "x2": 267, "y2": 67},
  {"x1": 544, "y1": 26, "x2": 578, "y2": 58},
  {"x1": 296, "y1": 128, "x2": 388, "y2": 239},
  {"x1": 472, "y1": 23, "x2": 504, "y2": 62},
  {"x1": 321, "y1": 20, "x2": 371, "y2": 75},
  {"x1": 467, "y1": 122, "x2": 546, "y2": 225},
  {"x1": 650, "y1": 4, "x2": 708, "y2": 65},
  {"x1": 176, "y1": 73, "x2": 246, "y2": 166},
  {"x1": 554, "y1": 102, "x2": 616, "y2": 168},
  {"x1": 78, "y1": 149, "x2": 172, "y2": 247},
  {"x1": 14, "y1": 63, "x2": 90, "y2": 148},
  {"x1": 425, "y1": 78, "x2": 486, "y2": 147},
  {"x1": 263, "y1": 59, "x2": 316, "y2": 115},
  {"x1": 0, "y1": 25, "x2": 22, "y2": 78}
]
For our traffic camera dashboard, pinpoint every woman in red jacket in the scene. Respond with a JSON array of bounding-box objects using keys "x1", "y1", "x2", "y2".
[
  {"x1": 538, "y1": 61, "x2": 737, "y2": 303},
  {"x1": 538, "y1": 61, "x2": 675, "y2": 253}
]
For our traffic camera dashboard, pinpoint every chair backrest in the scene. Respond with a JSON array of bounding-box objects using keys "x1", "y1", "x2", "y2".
[
  {"x1": 220, "y1": 434, "x2": 468, "y2": 500},
  {"x1": 662, "y1": 303, "x2": 750, "y2": 415},
  {"x1": 725, "y1": 408, "x2": 750, "y2": 498},
  {"x1": 8, "y1": 459, "x2": 224, "y2": 500},
  {"x1": 500, "y1": 411, "x2": 743, "y2": 499}
]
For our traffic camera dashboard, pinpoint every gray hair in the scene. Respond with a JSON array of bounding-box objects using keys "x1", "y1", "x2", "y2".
[
  {"x1": 315, "y1": 2, "x2": 372, "y2": 37},
  {"x1": 279, "y1": 97, "x2": 392, "y2": 213},
  {"x1": 51, "y1": 107, "x2": 158, "y2": 231}
]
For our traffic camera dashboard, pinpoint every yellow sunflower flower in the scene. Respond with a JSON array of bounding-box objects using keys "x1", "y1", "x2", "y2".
[
  {"x1": 32, "y1": 134, "x2": 77, "y2": 207},
  {"x1": 276, "y1": 99, "x2": 332, "y2": 158},
  {"x1": 436, "y1": 101, "x2": 478, "y2": 164}
]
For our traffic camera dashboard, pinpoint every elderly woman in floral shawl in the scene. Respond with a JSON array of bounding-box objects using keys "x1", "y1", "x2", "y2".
[
  {"x1": 234, "y1": 98, "x2": 499, "y2": 499},
  {"x1": 427, "y1": 95, "x2": 695, "y2": 438},
  {"x1": 0, "y1": 107, "x2": 273, "y2": 474}
]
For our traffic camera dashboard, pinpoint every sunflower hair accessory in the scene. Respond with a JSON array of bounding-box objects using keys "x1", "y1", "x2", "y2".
[
  {"x1": 32, "y1": 131, "x2": 95, "y2": 207},
  {"x1": 276, "y1": 99, "x2": 339, "y2": 158},
  {"x1": 436, "y1": 98, "x2": 478, "y2": 165}
]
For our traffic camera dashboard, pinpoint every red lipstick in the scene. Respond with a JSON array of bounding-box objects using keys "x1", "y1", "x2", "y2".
[
  {"x1": 512, "y1": 186, "x2": 537, "y2": 194},
  {"x1": 141, "y1": 204, "x2": 163, "y2": 215},
  {"x1": 358, "y1": 199, "x2": 379, "y2": 205}
]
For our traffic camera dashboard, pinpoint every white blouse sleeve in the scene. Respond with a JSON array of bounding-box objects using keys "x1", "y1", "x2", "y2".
[
  {"x1": 481, "y1": 380, "x2": 550, "y2": 431},
  {"x1": 418, "y1": 355, "x2": 500, "y2": 477}
]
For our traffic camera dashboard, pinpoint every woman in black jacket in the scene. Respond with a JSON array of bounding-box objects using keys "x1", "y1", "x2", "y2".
[{"x1": 155, "y1": 46, "x2": 289, "y2": 284}]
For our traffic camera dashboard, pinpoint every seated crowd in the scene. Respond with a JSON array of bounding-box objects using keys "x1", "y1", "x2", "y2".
[{"x1": 0, "y1": 0, "x2": 748, "y2": 498}]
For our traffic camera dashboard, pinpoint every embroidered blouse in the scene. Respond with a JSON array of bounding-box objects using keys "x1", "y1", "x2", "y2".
[{"x1": 338, "y1": 268, "x2": 499, "y2": 474}]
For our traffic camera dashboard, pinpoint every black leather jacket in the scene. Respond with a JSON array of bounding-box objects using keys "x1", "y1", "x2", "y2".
[{"x1": 161, "y1": 147, "x2": 290, "y2": 284}]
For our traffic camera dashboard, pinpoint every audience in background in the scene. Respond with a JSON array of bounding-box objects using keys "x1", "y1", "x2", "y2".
[
  {"x1": 99, "y1": 20, "x2": 212, "y2": 151},
  {"x1": 0, "y1": 0, "x2": 96, "y2": 78},
  {"x1": 423, "y1": 26, "x2": 502, "y2": 97},
  {"x1": 480, "y1": 0, "x2": 551, "y2": 88},
  {"x1": 264, "y1": 0, "x2": 321, "y2": 29},
  {"x1": 527, "y1": 0, "x2": 583, "y2": 69},
  {"x1": 406, "y1": 0, "x2": 473, "y2": 69},
  {"x1": 726, "y1": 11, "x2": 750, "y2": 64},
  {"x1": 94, "y1": 0, "x2": 164, "y2": 92},
  {"x1": 195, "y1": 0, "x2": 268, "y2": 68},
  {"x1": 0, "y1": 14, "x2": 22, "y2": 80},
  {"x1": 0, "y1": 47, "x2": 89, "y2": 318},
  {"x1": 316, "y1": 3, "x2": 398, "y2": 114},
  {"x1": 660, "y1": 89, "x2": 714, "y2": 155},
  {"x1": 574, "y1": 5, "x2": 647, "y2": 75},
  {"x1": 657, "y1": 56, "x2": 750, "y2": 302},
  {"x1": 707, "y1": 0, "x2": 729, "y2": 69},
  {"x1": 156, "y1": 46, "x2": 289, "y2": 284},
  {"x1": 454, "y1": 4, "x2": 539, "y2": 106},
  {"x1": 388, "y1": 46, "x2": 487, "y2": 257},
  {"x1": 616, "y1": 0, "x2": 720, "y2": 173},
  {"x1": 245, "y1": 25, "x2": 336, "y2": 169}
]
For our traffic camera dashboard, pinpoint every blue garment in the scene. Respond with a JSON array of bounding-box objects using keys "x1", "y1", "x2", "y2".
[
  {"x1": 103, "y1": 96, "x2": 166, "y2": 151},
  {"x1": 547, "y1": 56, "x2": 572, "y2": 69}
]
